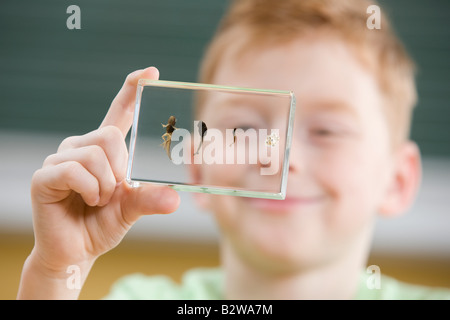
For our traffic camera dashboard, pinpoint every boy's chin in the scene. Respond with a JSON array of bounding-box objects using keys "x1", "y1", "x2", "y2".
[
  {"x1": 239, "y1": 246, "x2": 319, "y2": 275},
  {"x1": 231, "y1": 229, "x2": 325, "y2": 274}
]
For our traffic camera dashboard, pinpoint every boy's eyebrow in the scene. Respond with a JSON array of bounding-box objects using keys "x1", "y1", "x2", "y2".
[
  {"x1": 211, "y1": 95, "x2": 290, "y2": 113},
  {"x1": 214, "y1": 95, "x2": 267, "y2": 107},
  {"x1": 306, "y1": 101, "x2": 359, "y2": 119},
  {"x1": 208, "y1": 96, "x2": 275, "y2": 118},
  {"x1": 210, "y1": 97, "x2": 359, "y2": 121}
]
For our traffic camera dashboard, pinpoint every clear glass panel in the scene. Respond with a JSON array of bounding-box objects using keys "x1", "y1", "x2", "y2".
[{"x1": 127, "y1": 79, "x2": 296, "y2": 199}]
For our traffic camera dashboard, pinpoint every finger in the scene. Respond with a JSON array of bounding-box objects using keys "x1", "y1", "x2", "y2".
[
  {"x1": 43, "y1": 145, "x2": 117, "y2": 206},
  {"x1": 100, "y1": 66, "x2": 160, "y2": 137},
  {"x1": 32, "y1": 161, "x2": 100, "y2": 207},
  {"x1": 57, "y1": 126, "x2": 128, "y2": 182},
  {"x1": 119, "y1": 183, "x2": 180, "y2": 225}
]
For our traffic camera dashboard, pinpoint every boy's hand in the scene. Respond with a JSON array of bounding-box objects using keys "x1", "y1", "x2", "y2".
[{"x1": 18, "y1": 67, "x2": 180, "y2": 299}]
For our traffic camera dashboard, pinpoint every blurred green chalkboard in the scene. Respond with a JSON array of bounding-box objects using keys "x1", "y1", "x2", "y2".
[
  {"x1": 0, "y1": 0, "x2": 449, "y2": 156},
  {"x1": 0, "y1": 0, "x2": 227, "y2": 134}
]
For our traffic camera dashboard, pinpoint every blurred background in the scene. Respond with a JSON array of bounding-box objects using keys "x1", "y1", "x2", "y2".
[{"x1": 0, "y1": 0, "x2": 449, "y2": 299}]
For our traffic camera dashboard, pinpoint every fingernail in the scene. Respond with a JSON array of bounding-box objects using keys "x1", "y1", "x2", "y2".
[{"x1": 92, "y1": 195, "x2": 100, "y2": 207}]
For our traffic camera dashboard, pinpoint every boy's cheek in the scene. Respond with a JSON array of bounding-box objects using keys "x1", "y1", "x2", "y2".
[{"x1": 315, "y1": 148, "x2": 389, "y2": 215}]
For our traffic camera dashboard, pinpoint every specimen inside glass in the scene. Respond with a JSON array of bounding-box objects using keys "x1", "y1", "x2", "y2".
[{"x1": 127, "y1": 79, "x2": 296, "y2": 199}]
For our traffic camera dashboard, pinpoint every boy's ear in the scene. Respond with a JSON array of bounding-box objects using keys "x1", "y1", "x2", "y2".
[{"x1": 378, "y1": 141, "x2": 422, "y2": 217}]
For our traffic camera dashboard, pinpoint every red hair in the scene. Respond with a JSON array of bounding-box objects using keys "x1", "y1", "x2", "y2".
[{"x1": 198, "y1": 0, "x2": 417, "y2": 147}]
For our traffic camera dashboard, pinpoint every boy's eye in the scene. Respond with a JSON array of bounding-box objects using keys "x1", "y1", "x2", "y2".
[
  {"x1": 304, "y1": 117, "x2": 360, "y2": 143},
  {"x1": 310, "y1": 128, "x2": 334, "y2": 137}
]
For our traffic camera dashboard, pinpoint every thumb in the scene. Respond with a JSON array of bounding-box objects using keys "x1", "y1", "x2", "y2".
[{"x1": 119, "y1": 183, "x2": 180, "y2": 225}]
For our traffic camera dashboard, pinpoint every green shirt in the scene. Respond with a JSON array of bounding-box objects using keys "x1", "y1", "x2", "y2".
[{"x1": 103, "y1": 267, "x2": 450, "y2": 300}]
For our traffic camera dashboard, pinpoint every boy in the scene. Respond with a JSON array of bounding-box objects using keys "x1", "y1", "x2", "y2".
[{"x1": 17, "y1": 0, "x2": 450, "y2": 299}]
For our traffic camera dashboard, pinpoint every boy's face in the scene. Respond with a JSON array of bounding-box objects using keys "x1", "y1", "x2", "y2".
[{"x1": 193, "y1": 36, "x2": 396, "y2": 271}]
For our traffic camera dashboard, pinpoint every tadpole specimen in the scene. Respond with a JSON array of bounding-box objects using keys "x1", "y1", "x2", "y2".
[
  {"x1": 229, "y1": 128, "x2": 237, "y2": 147},
  {"x1": 194, "y1": 121, "x2": 208, "y2": 155},
  {"x1": 161, "y1": 116, "x2": 177, "y2": 160}
]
